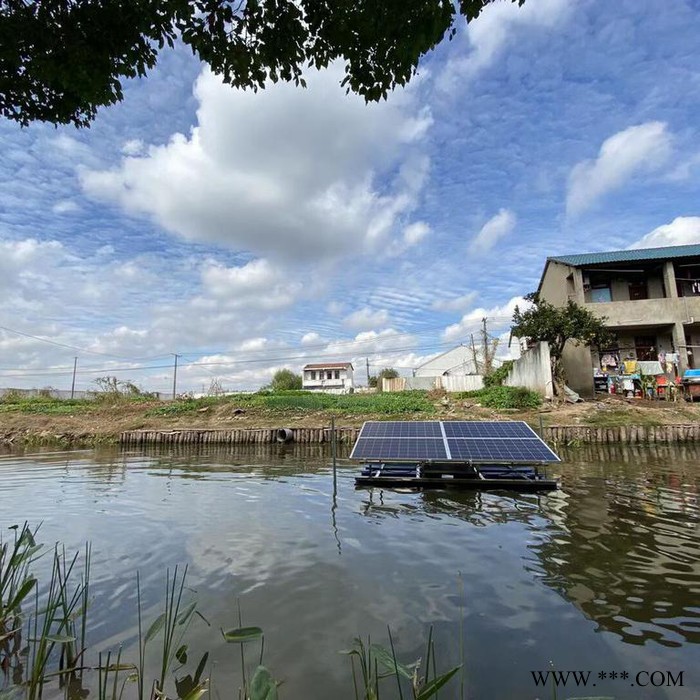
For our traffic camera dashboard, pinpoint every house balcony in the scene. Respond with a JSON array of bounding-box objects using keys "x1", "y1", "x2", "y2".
[{"x1": 584, "y1": 297, "x2": 700, "y2": 328}]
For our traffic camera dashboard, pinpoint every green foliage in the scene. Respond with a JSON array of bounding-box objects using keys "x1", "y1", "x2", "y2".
[
  {"x1": 150, "y1": 390, "x2": 436, "y2": 417},
  {"x1": 0, "y1": 394, "x2": 91, "y2": 415},
  {"x1": 341, "y1": 628, "x2": 461, "y2": 700},
  {"x1": 511, "y1": 294, "x2": 613, "y2": 362},
  {"x1": 482, "y1": 360, "x2": 514, "y2": 388},
  {"x1": 461, "y1": 386, "x2": 542, "y2": 409},
  {"x1": 377, "y1": 368, "x2": 399, "y2": 380},
  {"x1": 268, "y1": 369, "x2": 302, "y2": 392},
  {"x1": 93, "y1": 376, "x2": 157, "y2": 401},
  {"x1": 0, "y1": 1, "x2": 521, "y2": 127}
]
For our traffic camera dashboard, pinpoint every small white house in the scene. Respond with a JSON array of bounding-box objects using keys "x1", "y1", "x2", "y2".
[{"x1": 302, "y1": 362, "x2": 354, "y2": 394}]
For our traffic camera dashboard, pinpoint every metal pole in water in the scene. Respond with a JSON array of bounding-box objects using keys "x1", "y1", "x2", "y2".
[{"x1": 331, "y1": 416, "x2": 337, "y2": 492}]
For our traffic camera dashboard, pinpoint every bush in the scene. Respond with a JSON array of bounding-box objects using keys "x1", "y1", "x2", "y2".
[
  {"x1": 483, "y1": 360, "x2": 514, "y2": 388},
  {"x1": 460, "y1": 385, "x2": 541, "y2": 410}
]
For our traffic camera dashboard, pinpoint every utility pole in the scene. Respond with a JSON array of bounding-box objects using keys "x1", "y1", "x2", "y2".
[
  {"x1": 470, "y1": 333, "x2": 480, "y2": 374},
  {"x1": 172, "y1": 354, "x2": 180, "y2": 400},
  {"x1": 481, "y1": 317, "x2": 490, "y2": 375},
  {"x1": 70, "y1": 357, "x2": 77, "y2": 399},
  {"x1": 366, "y1": 357, "x2": 370, "y2": 386}
]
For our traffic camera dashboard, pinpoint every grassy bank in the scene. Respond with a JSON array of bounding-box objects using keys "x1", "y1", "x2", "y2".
[{"x1": 1, "y1": 388, "x2": 699, "y2": 448}]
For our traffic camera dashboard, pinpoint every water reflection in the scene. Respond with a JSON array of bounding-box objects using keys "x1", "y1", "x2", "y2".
[
  {"x1": 535, "y1": 444, "x2": 700, "y2": 647},
  {"x1": 0, "y1": 443, "x2": 698, "y2": 699}
]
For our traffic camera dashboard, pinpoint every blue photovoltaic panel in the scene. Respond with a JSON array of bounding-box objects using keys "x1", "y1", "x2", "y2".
[
  {"x1": 446, "y1": 438, "x2": 558, "y2": 463},
  {"x1": 361, "y1": 421, "x2": 443, "y2": 438},
  {"x1": 442, "y1": 421, "x2": 536, "y2": 439},
  {"x1": 350, "y1": 438, "x2": 447, "y2": 460},
  {"x1": 350, "y1": 421, "x2": 560, "y2": 463}
]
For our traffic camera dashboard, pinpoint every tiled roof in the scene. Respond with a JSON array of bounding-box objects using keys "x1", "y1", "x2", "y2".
[
  {"x1": 303, "y1": 362, "x2": 353, "y2": 369},
  {"x1": 548, "y1": 243, "x2": 700, "y2": 267}
]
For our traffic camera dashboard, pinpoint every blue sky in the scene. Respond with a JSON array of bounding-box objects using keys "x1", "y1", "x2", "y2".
[{"x1": 2, "y1": 0, "x2": 700, "y2": 393}]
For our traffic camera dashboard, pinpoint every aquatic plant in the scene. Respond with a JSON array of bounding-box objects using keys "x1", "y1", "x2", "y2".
[
  {"x1": 2, "y1": 524, "x2": 469, "y2": 700},
  {"x1": 340, "y1": 627, "x2": 460, "y2": 700}
]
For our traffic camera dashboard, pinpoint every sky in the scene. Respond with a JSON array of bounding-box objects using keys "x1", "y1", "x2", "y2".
[{"x1": 2, "y1": 0, "x2": 700, "y2": 394}]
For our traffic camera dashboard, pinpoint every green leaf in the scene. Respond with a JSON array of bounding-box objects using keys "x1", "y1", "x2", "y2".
[
  {"x1": 145, "y1": 613, "x2": 166, "y2": 643},
  {"x1": 178, "y1": 601, "x2": 197, "y2": 625},
  {"x1": 369, "y1": 643, "x2": 413, "y2": 679},
  {"x1": 181, "y1": 681, "x2": 208, "y2": 700},
  {"x1": 416, "y1": 665, "x2": 461, "y2": 700},
  {"x1": 44, "y1": 634, "x2": 76, "y2": 643},
  {"x1": 6, "y1": 576, "x2": 36, "y2": 613},
  {"x1": 250, "y1": 666, "x2": 278, "y2": 700},
  {"x1": 221, "y1": 626, "x2": 263, "y2": 643},
  {"x1": 176, "y1": 644, "x2": 188, "y2": 665}
]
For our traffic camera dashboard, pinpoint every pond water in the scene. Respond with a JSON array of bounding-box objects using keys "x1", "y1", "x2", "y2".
[{"x1": 0, "y1": 443, "x2": 699, "y2": 699}]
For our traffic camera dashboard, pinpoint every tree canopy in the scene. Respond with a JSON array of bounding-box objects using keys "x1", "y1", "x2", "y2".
[
  {"x1": 511, "y1": 293, "x2": 613, "y2": 389},
  {"x1": 0, "y1": 0, "x2": 521, "y2": 127},
  {"x1": 268, "y1": 368, "x2": 302, "y2": 391}
]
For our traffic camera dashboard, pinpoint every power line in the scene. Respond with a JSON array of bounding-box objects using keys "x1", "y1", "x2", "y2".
[{"x1": 0, "y1": 324, "x2": 171, "y2": 362}]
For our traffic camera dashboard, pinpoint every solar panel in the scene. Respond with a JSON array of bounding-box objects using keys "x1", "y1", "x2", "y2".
[
  {"x1": 446, "y1": 438, "x2": 557, "y2": 462},
  {"x1": 442, "y1": 421, "x2": 536, "y2": 439},
  {"x1": 361, "y1": 421, "x2": 443, "y2": 438},
  {"x1": 349, "y1": 421, "x2": 560, "y2": 463},
  {"x1": 350, "y1": 438, "x2": 447, "y2": 460}
]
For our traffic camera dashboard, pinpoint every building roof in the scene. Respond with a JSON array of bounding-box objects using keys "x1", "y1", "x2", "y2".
[
  {"x1": 303, "y1": 362, "x2": 353, "y2": 370},
  {"x1": 548, "y1": 243, "x2": 700, "y2": 267}
]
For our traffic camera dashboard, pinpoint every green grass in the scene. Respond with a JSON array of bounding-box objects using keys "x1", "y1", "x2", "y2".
[
  {"x1": 0, "y1": 396, "x2": 92, "y2": 415},
  {"x1": 582, "y1": 409, "x2": 663, "y2": 428},
  {"x1": 148, "y1": 391, "x2": 437, "y2": 417}
]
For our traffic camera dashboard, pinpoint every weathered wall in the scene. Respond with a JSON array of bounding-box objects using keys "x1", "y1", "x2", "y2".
[
  {"x1": 381, "y1": 375, "x2": 484, "y2": 393},
  {"x1": 504, "y1": 342, "x2": 554, "y2": 399}
]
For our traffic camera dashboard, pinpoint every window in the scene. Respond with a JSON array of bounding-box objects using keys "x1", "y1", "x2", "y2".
[
  {"x1": 326, "y1": 371, "x2": 332, "y2": 380},
  {"x1": 589, "y1": 283, "x2": 612, "y2": 303},
  {"x1": 634, "y1": 336, "x2": 656, "y2": 361},
  {"x1": 309, "y1": 371, "x2": 316, "y2": 380},
  {"x1": 334, "y1": 370, "x2": 340, "y2": 379},
  {"x1": 628, "y1": 280, "x2": 648, "y2": 300}
]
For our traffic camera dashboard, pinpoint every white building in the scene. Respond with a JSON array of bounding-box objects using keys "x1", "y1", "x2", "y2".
[
  {"x1": 302, "y1": 362, "x2": 354, "y2": 393},
  {"x1": 414, "y1": 345, "x2": 483, "y2": 377}
]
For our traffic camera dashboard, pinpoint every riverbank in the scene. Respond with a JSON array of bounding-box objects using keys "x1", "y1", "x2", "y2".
[{"x1": 2, "y1": 390, "x2": 700, "y2": 447}]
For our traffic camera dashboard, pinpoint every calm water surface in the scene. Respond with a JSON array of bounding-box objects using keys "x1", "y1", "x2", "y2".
[{"x1": 1, "y1": 443, "x2": 699, "y2": 699}]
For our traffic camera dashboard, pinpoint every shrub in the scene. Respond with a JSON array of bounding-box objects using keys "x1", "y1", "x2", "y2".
[
  {"x1": 460, "y1": 385, "x2": 541, "y2": 410},
  {"x1": 483, "y1": 360, "x2": 514, "y2": 388}
]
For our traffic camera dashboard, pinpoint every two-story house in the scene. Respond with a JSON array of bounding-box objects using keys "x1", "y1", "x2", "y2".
[
  {"x1": 537, "y1": 243, "x2": 700, "y2": 396},
  {"x1": 302, "y1": 362, "x2": 354, "y2": 393}
]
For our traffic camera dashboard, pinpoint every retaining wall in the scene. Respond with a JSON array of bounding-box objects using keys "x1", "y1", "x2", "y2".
[{"x1": 120, "y1": 423, "x2": 700, "y2": 447}]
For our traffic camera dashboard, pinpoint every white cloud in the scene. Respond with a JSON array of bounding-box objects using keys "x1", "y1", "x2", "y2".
[
  {"x1": 432, "y1": 292, "x2": 478, "y2": 312},
  {"x1": 439, "y1": 0, "x2": 571, "y2": 90},
  {"x1": 121, "y1": 139, "x2": 146, "y2": 156},
  {"x1": 200, "y1": 258, "x2": 303, "y2": 310},
  {"x1": 469, "y1": 209, "x2": 516, "y2": 253},
  {"x1": 343, "y1": 307, "x2": 390, "y2": 331},
  {"x1": 632, "y1": 216, "x2": 700, "y2": 248},
  {"x1": 301, "y1": 332, "x2": 322, "y2": 346},
  {"x1": 403, "y1": 221, "x2": 431, "y2": 246},
  {"x1": 81, "y1": 63, "x2": 432, "y2": 261},
  {"x1": 566, "y1": 122, "x2": 672, "y2": 215},
  {"x1": 51, "y1": 199, "x2": 80, "y2": 214},
  {"x1": 442, "y1": 295, "x2": 529, "y2": 342}
]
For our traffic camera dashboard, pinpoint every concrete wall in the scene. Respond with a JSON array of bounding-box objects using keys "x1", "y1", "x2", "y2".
[
  {"x1": 503, "y1": 342, "x2": 554, "y2": 399},
  {"x1": 0, "y1": 388, "x2": 165, "y2": 400},
  {"x1": 382, "y1": 375, "x2": 484, "y2": 393}
]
